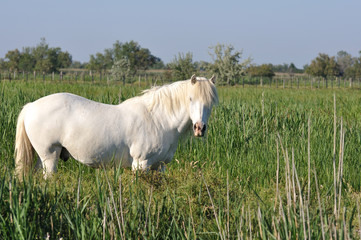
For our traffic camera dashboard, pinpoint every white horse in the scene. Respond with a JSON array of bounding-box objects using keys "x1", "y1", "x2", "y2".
[{"x1": 14, "y1": 75, "x2": 218, "y2": 178}]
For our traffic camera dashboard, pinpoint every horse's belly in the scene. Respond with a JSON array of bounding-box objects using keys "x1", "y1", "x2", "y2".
[{"x1": 67, "y1": 143, "x2": 132, "y2": 168}]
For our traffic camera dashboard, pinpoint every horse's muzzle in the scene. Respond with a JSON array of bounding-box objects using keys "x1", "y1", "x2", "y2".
[{"x1": 193, "y1": 122, "x2": 206, "y2": 137}]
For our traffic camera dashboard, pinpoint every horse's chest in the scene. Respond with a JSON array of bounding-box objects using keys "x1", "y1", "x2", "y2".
[{"x1": 132, "y1": 131, "x2": 178, "y2": 160}]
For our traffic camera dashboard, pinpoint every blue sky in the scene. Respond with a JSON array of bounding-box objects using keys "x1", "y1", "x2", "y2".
[{"x1": 1, "y1": 0, "x2": 360, "y2": 68}]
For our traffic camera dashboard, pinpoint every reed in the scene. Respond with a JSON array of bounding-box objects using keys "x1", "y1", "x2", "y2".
[{"x1": 0, "y1": 80, "x2": 361, "y2": 238}]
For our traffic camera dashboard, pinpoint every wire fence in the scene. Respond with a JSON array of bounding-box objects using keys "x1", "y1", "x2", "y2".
[
  {"x1": 0, "y1": 70, "x2": 166, "y2": 87},
  {"x1": 1, "y1": 70, "x2": 361, "y2": 89}
]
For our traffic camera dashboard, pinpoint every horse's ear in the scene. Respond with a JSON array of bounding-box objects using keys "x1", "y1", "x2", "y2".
[
  {"x1": 191, "y1": 74, "x2": 197, "y2": 85},
  {"x1": 210, "y1": 75, "x2": 216, "y2": 84}
]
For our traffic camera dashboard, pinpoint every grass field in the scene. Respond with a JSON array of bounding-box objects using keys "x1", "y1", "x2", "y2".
[{"x1": 1, "y1": 80, "x2": 361, "y2": 239}]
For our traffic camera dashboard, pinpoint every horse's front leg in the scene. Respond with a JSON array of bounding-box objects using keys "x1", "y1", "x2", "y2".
[{"x1": 131, "y1": 159, "x2": 150, "y2": 171}]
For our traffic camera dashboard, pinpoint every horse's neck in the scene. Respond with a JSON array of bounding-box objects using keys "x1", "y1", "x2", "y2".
[
  {"x1": 152, "y1": 104, "x2": 191, "y2": 135},
  {"x1": 175, "y1": 108, "x2": 192, "y2": 134}
]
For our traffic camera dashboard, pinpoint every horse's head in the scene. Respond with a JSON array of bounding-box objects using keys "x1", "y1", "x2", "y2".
[{"x1": 188, "y1": 75, "x2": 218, "y2": 137}]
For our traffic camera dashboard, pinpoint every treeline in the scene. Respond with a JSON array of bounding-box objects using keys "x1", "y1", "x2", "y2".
[
  {"x1": 87, "y1": 40, "x2": 163, "y2": 75},
  {"x1": 1, "y1": 38, "x2": 361, "y2": 85},
  {"x1": 305, "y1": 51, "x2": 361, "y2": 79},
  {"x1": 0, "y1": 38, "x2": 72, "y2": 73}
]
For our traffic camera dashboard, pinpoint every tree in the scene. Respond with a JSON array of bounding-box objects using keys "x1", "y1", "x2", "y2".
[
  {"x1": 87, "y1": 53, "x2": 104, "y2": 72},
  {"x1": 87, "y1": 40, "x2": 160, "y2": 75},
  {"x1": 103, "y1": 48, "x2": 114, "y2": 69},
  {"x1": 271, "y1": 63, "x2": 303, "y2": 74},
  {"x1": 32, "y1": 38, "x2": 52, "y2": 73},
  {"x1": 112, "y1": 40, "x2": 159, "y2": 75},
  {"x1": 18, "y1": 47, "x2": 35, "y2": 72},
  {"x1": 208, "y1": 43, "x2": 251, "y2": 85},
  {"x1": 288, "y1": 63, "x2": 298, "y2": 76},
  {"x1": 2, "y1": 38, "x2": 71, "y2": 73},
  {"x1": 345, "y1": 51, "x2": 361, "y2": 78},
  {"x1": 336, "y1": 51, "x2": 354, "y2": 76},
  {"x1": 305, "y1": 53, "x2": 341, "y2": 78},
  {"x1": 150, "y1": 59, "x2": 165, "y2": 69},
  {"x1": 88, "y1": 48, "x2": 114, "y2": 71},
  {"x1": 5, "y1": 49, "x2": 21, "y2": 71},
  {"x1": 0, "y1": 58, "x2": 6, "y2": 71},
  {"x1": 195, "y1": 61, "x2": 210, "y2": 71},
  {"x1": 168, "y1": 52, "x2": 196, "y2": 80},
  {"x1": 70, "y1": 61, "x2": 86, "y2": 69},
  {"x1": 247, "y1": 64, "x2": 275, "y2": 78},
  {"x1": 110, "y1": 58, "x2": 131, "y2": 85},
  {"x1": 24, "y1": 38, "x2": 72, "y2": 73},
  {"x1": 56, "y1": 51, "x2": 72, "y2": 70}
]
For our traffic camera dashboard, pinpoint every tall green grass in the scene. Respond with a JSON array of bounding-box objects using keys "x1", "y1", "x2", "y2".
[{"x1": 1, "y1": 80, "x2": 361, "y2": 239}]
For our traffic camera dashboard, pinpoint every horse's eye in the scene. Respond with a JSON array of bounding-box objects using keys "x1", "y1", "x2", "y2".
[{"x1": 189, "y1": 97, "x2": 192, "y2": 102}]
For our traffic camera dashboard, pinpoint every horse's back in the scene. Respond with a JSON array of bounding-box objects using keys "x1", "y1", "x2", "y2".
[
  {"x1": 23, "y1": 93, "x2": 132, "y2": 166},
  {"x1": 24, "y1": 93, "x2": 105, "y2": 140}
]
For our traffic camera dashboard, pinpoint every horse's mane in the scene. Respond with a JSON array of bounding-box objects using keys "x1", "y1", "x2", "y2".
[{"x1": 140, "y1": 77, "x2": 218, "y2": 115}]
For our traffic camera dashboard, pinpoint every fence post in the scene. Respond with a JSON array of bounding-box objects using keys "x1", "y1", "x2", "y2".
[
  {"x1": 26, "y1": 72, "x2": 28, "y2": 81},
  {"x1": 283, "y1": 77, "x2": 285, "y2": 89},
  {"x1": 52, "y1": 72, "x2": 54, "y2": 81},
  {"x1": 349, "y1": 78, "x2": 352, "y2": 88},
  {"x1": 290, "y1": 77, "x2": 292, "y2": 88}
]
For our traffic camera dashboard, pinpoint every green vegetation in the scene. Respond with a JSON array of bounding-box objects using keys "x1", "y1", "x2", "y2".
[
  {"x1": 1, "y1": 78, "x2": 361, "y2": 239},
  {"x1": 87, "y1": 40, "x2": 162, "y2": 75},
  {"x1": 247, "y1": 64, "x2": 275, "y2": 78},
  {"x1": 305, "y1": 51, "x2": 361, "y2": 80},
  {"x1": 305, "y1": 53, "x2": 340, "y2": 79},
  {"x1": 208, "y1": 44, "x2": 251, "y2": 85},
  {"x1": 168, "y1": 52, "x2": 197, "y2": 81},
  {"x1": 1, "y1": 38, "x2": 72, "y2": 73},
  {"x1": 2, "y1": 39, "x2": 361, "y2": 85}
]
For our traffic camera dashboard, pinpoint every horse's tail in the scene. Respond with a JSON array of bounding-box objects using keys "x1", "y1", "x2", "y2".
[{"x1": 14, "y1": 104, "x2": 34, "y2": 178}]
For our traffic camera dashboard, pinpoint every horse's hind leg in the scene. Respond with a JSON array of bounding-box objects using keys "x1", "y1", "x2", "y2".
[
  {"x1": 36, "y1": 145, "x2": 62, "y2": 179},
  {"x1": 34, "y1": 156, "x2": 43, "y2": 171}
]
